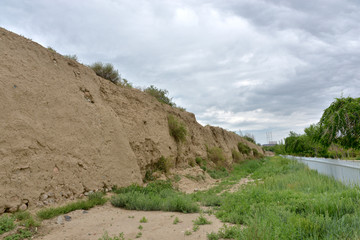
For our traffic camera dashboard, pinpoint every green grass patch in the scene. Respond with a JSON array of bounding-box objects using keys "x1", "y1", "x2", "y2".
[
  {"x1": 207, "y1": 167, "x2": 229, "y2": 179},
  {"x1": 4, "y1": 229, "x2": 32, "y2": 240},
  {"x1": 111, "y1": 181, "x2": 199, "y2": 213},
  {"x1": 98, "y1": 231, "x2": 125, "y2": 240},
  {"x1": 0, "y1": 215, "x2": 15, "y2": 235},
  {"x1": 173, "y1": 216, "x2": 180, "y2": 224},
  {"x1": 215, "y1": 156, "x2": 360, "y2": 239},
  {"x1": 193, "y1": 214, "x2": 212, "y2": 225},
  {"x1": 37, "y1": 192, "x2": 107, "y2": 220}
]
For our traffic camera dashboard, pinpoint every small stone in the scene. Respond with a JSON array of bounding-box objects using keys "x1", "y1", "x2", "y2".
[
  {"x1": 84, "y1": 192, "x2": 89, "y2": 196},
  {"x1": 64, "y1": 215, "x2": 71, "y2": 222},
  {"x1": 9, "y1": 206, "x2": 18, "y2": 213},
  {"x1": 56, "y1": 216, "x2": 64, "y2": 225},
  {"x1": 82, "y1": 210, "x2": 88, "y2": 214},
  {"x1": 19, "y1": 204, "x2": 27, "y2": 211},
  {"x1": 0, "y1": 207, "x2": 5, "y2": 214},
  {"x1": 41, "y1": 194, "x2": 48, "y2": 201}
]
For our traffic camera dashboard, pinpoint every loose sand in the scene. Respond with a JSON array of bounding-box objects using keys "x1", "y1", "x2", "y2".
[{"x1": 34, "y1": 203, "x2": 225, "y2": 240}]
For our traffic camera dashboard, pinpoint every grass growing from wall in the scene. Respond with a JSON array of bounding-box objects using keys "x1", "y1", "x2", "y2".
[
  {"x1": 111, "y1": 181, "x2": 199, "y2": 213},
  {"x1": 213, "y1": 156, "x2": 360, "y2": 239},
  {"x1": 168, "y1": 114, "x2": 187, "y2": 143}
]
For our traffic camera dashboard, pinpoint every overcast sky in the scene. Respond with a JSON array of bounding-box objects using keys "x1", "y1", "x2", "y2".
[{"x1": 1, "y1": 0, "x2": 359, "y2": 144}]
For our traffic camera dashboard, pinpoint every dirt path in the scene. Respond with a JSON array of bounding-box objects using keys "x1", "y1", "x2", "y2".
[{"x1": 33, "y1": 203, "x2": 224, "y2": 240}]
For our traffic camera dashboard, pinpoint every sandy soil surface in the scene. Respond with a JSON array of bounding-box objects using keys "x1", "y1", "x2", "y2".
[{"x1": 33, "y1": 203, "x2": 225, "y2": 240}]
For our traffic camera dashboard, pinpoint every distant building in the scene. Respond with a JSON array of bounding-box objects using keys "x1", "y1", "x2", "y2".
[{"x1": 262, "y1": 141, "x2": 277, "y2": 147}]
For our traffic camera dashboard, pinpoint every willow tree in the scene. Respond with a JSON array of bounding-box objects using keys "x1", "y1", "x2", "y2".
[{"x1": 319, "y1": 97, "x2": 360, "y2": 149}]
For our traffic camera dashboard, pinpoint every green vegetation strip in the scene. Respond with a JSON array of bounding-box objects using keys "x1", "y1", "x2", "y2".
[
  {"x1": 208, "y1": 156, "x2": 360, "y2": 239},
  {"x1": 111, "y1": 181, "x2": 199, "y2": 213},
  {"x1": 0, "y1": 211, "x2": 40, "y2": 240},
  {"x1": 37, "y1": 192, "x2": 107, "y2": 220}
]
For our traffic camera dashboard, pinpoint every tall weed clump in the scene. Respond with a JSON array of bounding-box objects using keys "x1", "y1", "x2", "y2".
[
  {"x1": 156, "y1": 156, "x2": 173, "y2": 174},
  {"x1": 168, "y1": 115, "x2": 187, "y2": 143}
]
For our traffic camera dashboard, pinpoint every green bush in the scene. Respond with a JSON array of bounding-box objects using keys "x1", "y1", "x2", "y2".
[
  {"x1": 90, "y1": 62, "x2": 131, "y2": 87},
  {"x1": 195, "y1": 157, "x2": 203, "y2": 166},
  {"x1": 144, "y1": 85, "x2": 175, "y2": 106},
  {"x1": 207, "y1": 147, "x2": 226, "y2": 166},
  {"x1": 238, "y1": 142, "x2": 251, "y2": 155},
  {"x1": 168, "y1": 115, "x2": 187, "y2": 142}
]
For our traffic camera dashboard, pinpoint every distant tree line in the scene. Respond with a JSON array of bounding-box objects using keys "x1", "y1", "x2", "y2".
[{"x1": 267, "y1": 97, "x2": 360, "y2": 159}]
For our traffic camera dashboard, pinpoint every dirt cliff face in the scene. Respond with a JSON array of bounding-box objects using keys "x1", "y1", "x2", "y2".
[{"x1": 0, "y1": 28, "x2": 263, "y2": 213}]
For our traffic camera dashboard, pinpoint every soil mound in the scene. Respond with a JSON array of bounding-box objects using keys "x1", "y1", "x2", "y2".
[{"x1": 0, "y1": 28, "x2": 263, "y2": 213}]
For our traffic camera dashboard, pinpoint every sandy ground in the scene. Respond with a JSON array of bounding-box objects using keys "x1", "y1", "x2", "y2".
[
  {"x1": 33, "y1": 202, "x2": 225, "y2": 240},
  {"x1": 32, "y1": 176, "x2": 254, "y2": 240}
]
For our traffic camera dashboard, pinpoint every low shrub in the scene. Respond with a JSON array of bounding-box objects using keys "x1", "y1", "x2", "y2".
[
  {"x1": 90, "y1": 62, "x2": 132, "y2": 88},
  {"x1": 168, "y1": 115, "x2": 187, "y2": 143},
  {"x1": 144, "y1": 85, "x2": 175, "y2": 107},
  {"x1": 238, "y1": 142, "x2": 251, "y2": 155},
  {"x1": 90, "y1": 62, "x2": 120, "y2": 84}
]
